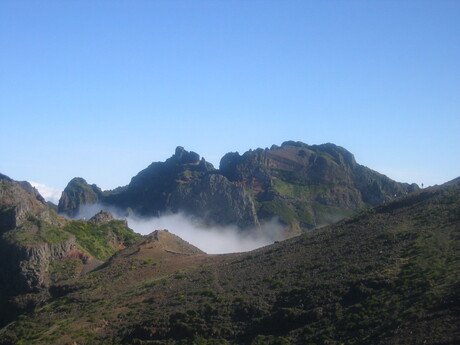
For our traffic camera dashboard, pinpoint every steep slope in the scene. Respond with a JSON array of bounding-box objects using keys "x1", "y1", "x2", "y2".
[
  {"x1": 58, "y1": 177, "x2": 103, "y2": 218},
  {"x1": 166, "y1": 174, "x2": 259, "y2": 229},
  {"x1": 0, "y1": 174, "x2": 141, "y2": 328},
  {"x1": 0, "y1": 173, "x2": 53, "y2": 233},
  {"x1": 58, "y1": 142, "x2": 418, "y2": 234},
  {"x1": 220, "y1": 141, "x2": 419, "y2": 232},
  {"x1": 59, "y1": 146, "x2": 259, "y2": 229},
  {"x1": 2, "y1": 178, "x2": 457, "y2": 345}
]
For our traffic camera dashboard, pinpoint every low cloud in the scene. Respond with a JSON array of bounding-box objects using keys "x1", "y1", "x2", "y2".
[
  {"x1": 75, "y1": 203, "x2": 284, "y2": 254},
  {"x1": 29, "y1": 181, "x2": 62, "y2": 204}
]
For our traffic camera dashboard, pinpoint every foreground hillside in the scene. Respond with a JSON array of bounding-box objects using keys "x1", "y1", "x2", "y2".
[{"x1": 1, "y1": 179, "x2": 458, "y2": 344}]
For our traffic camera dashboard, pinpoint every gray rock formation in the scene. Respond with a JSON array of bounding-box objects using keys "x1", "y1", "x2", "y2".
[
  {"x1": 89, "y1": 210, "x2": 114, "y2": 224},
  {"x1": 58, "y1": 177, "x2": 103, "y2": 217},
  {"x1": 167, "y1": 174, "x2": 259, "y2": 229},
  {"x1": 57, "y1": 142, "x2": 420, "y2": 233},
  {"x1": 0, "y1": 174, "x2": 52, "y2": 233},
  {"x1": 0, "y1": 236, "x2": 79, "y2": 294}
]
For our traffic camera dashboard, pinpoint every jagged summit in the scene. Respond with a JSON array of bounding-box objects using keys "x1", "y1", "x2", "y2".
[
  {"x1": 58, "y1": 177, "x2": 103, "y2": 217},
  {"x1": 57, "y1": 142, "x2": 419, "y2": 234},
  {"x1": 0, "y1": 173, "x2": 52, "y2": 233}
]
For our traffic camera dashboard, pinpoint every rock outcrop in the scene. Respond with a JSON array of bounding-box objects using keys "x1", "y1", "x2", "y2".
[
  {"x1": 0, "y1": 174, "x2": 56, "y2": 233},
  {"x1": 0, "y1": 236, "x2": 78, "y2": 294},
  {"x1": 89, "y1": 210, "x2": 115, "y2": 224},
  {"x1": 118, "y1": 146, "x2": 215, "y2": 216},
  {"x1": 167, "y1": 174, "x2": 259, "y2": 229},
  {"x1": 58, "y1": 177, "x2": 103, "y2": 217}
]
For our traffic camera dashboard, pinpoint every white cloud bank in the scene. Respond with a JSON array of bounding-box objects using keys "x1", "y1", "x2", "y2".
[
  {"x1": 76, "y1": 203, "x2": 284, "y2": 254},
  {"x1": 29, "y1": 181, "x2": 62, "y2": 204}
]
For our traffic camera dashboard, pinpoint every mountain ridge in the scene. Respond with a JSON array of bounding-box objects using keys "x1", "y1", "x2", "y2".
[{"x1": 58, "y1": 141, "x2": 419, "y2": 234}]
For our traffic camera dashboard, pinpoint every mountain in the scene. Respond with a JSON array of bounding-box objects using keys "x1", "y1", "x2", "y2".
[
  {"x1": 57, "y1": 177, "x2": 103, "y2": 218},
  {"x1": 0, "y1": 174, "x2": 141, "y2": 327},
  {"x1": 58, "y1": 142, "x2": 419, "y2": 234},
  {"x1": 2, "y1": 177, "x2": 458, "y2": 344}
]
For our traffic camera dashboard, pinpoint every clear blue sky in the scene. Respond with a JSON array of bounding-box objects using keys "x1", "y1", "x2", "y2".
[{"x1": 1, "y1": 1, "x2": 459, "y2": 203}]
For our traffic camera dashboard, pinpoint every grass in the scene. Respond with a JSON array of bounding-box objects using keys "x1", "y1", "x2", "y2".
[
  {"x1": 49, "y1": 258, "x2": 82, "y2": 283},
  {"x1": 257, "y1": 200, "x2": 298, "y2": 226},
  {"x1": 4, "y1": 215, "x2": 70, "y2": 246},
  {"x1": 272, "y1": 179, "x2": 329, "y2": 200},
  {"x1": 256, "y1": 184, "x2": 354, "y2": 230},
  {"x1": 63, "y1": 220, "x2": 140, "y2": 261},
  {"x1": 5, "y1": 217, "x2": 140, "y2": 262}
]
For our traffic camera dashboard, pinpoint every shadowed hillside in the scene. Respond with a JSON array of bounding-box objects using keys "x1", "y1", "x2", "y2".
[{"x1": 1, "y1": 178, "x2": 457, "y2": 344}]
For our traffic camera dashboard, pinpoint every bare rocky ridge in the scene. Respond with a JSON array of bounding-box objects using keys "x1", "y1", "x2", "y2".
[
  {"x1": 57, "y1": 177, "x2": 103, "y2": 218},
  {"x1": 0, "y1": 174, "x2": 53, "y2": 233},
  {"x1": 57, "y1": 142, "x2": 419, "y2": 234},
  {"x1": 167, "y1": 174, "x2": 259, "y2": 229}
]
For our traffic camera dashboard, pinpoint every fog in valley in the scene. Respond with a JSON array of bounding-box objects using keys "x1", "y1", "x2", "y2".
[{"x1": 75, "y1": 203, "x2": 284, "y2": 254}]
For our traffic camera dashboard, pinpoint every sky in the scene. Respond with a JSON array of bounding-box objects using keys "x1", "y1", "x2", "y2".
[{"x1": 1, "y1": 0, "x2": 459, "y2": 204}]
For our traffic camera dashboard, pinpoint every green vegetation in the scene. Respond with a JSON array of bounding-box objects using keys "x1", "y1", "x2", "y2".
[
  {"x1": 257, "y1": 200, "x2": 298, "y2": 226},
  {"x1": 4, "y1": 216, "x2": 140, "y2": 262},
  {"x1": 64, "y1": 220, "x2": 140, "y2": 261},
  {"x1": 272, "y1": 179, "x2": 328, "y2": 199},
  {"x1": 258, "y1": 180, "x2": 354, "y2": 230},
  {"x1": 0, "y1": 182, "x2": 458, "y2": 345},
  {"x1": 4, "y1": 215, "x2": 70, "y2": 246},
  {"x1": 311, "y1": 202, "x2": 354, "y2": 225},
  {"x1": 49, "y1": 258, "x2": 81, "y2": 283}
]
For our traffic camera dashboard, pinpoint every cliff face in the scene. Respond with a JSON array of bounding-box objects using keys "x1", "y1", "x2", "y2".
[
  {"x1": 219, "y1": 142, "x2": 419, "y2": 232},
  {"x1": 0, "y1": 236, "x2": 79, "y2": 294},
  {"x1": 58, "y1": 142, "x2": 419, "y2": 234},
  {"x1": 167, "y1": 174, "x2": 259, "y2": 229},
  {"x1": 57, "y1": 177, "x2": 103, "y2": 217},
  {"x1": 0, "y1": 174, "x2": 140, "y2": 327},
  {"x1": 120, "y1": 146, "x2": 215, "y2": 215},
  {"x1": 0, "y1": 174, "x2": 51, "y2": 233},
  {"x1": 220, "y1": 141, "x2": 417, "y2": 206}
]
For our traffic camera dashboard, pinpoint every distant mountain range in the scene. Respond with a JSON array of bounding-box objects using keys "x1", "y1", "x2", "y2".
[
  {"x1": 0, "y1": 166, "x2": 458, "y2": 344},
  {"x1": 58, "y1": 141, "x2": 419, "y2": 234}
]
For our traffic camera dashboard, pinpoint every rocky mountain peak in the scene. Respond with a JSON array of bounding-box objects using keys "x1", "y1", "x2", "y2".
[
  {"x1": 0, "y1": 173, "x2": 51, "y2": 233},
  {"x1": 169, "y1": 146, "x2": 214, "y2": 171},
  {"x1": 57, "y1": 141, "x2": 420, "y2": 233},
  {"x1": 173, "y1": 146, "x2": 200, "y2": 164},
  {"x1": 58, "y1": 177, "x2": 103, "y2": 217}
]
